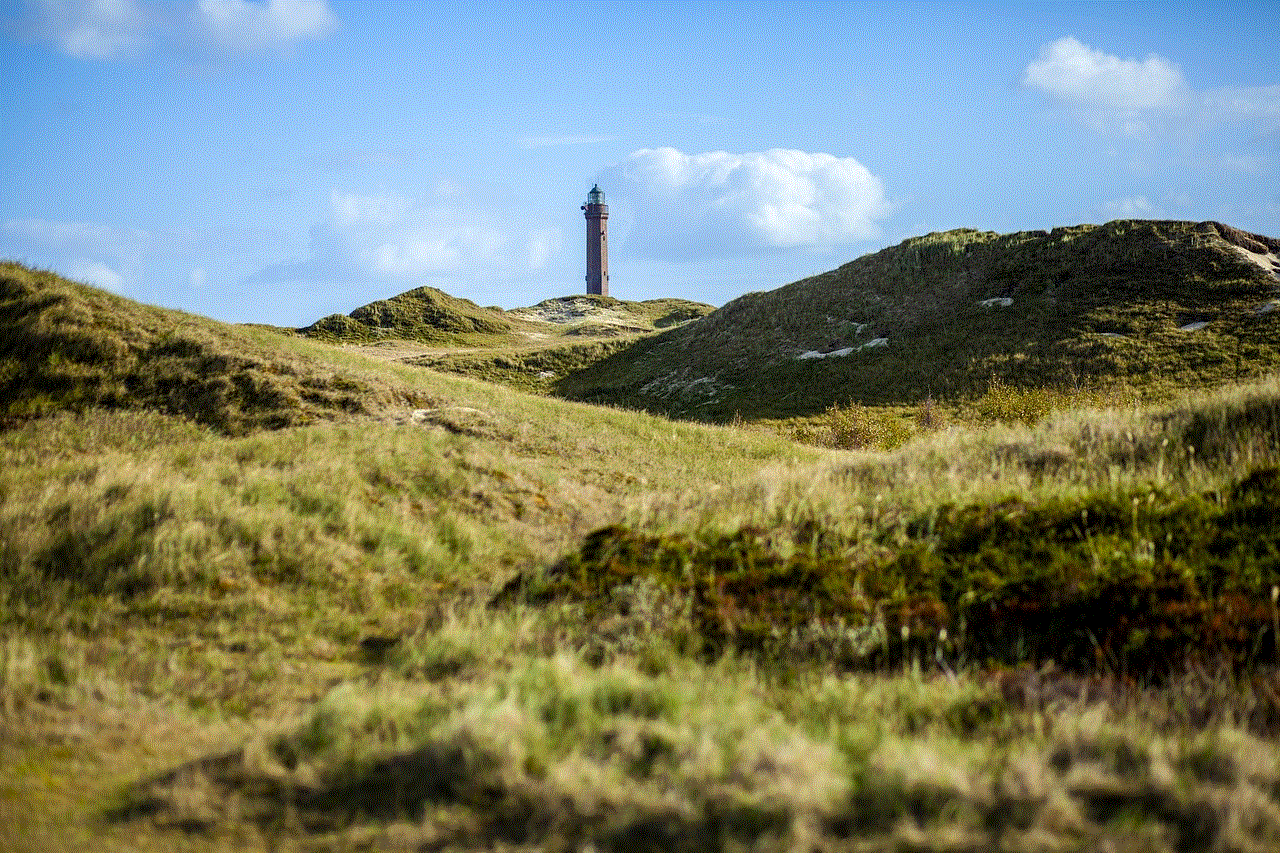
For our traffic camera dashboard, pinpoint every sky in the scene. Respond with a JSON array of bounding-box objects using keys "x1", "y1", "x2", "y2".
[{"x1": 1, "y1": 1, "x2": 1277, "y2": 327}]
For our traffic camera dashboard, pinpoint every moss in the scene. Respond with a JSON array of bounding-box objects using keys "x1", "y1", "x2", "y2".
[{"x1": 501, "y1": 468, "x2": 1280, "y2": 677}]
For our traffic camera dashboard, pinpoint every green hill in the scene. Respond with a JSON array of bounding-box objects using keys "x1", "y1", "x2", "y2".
[
  {"x1": 0, "y1": 262, "x2": 434, "y2": 434},
  {"x1": 508, "y1": 293, "x2": 715, "y2": 334},
  {"x1": 557, "y1": 220, "x2": 1280, "y2": 419},
  {"x1": 300, "y1": 287, "x2": 715, "y2": 394},
  {"x1": 300, "y1": 287, "x2": 714, "y2": 347},
  {"x1": 300, "y1": 285, "x2": 528, "y2": 344}
]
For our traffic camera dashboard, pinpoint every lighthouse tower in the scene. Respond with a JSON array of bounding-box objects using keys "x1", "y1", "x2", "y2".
[{"x1": 581, "y1": 184, "x2": 609, "y2": 296}]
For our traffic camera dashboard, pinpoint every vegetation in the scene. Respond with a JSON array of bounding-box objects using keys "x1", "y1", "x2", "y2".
[
  {"x1": 0, "y1": 262, "x2": 435, "y2": 434},
  {"x1": 557, "y1": 220, "x2": 1280, "y2": 420},
  {"x1": 4, "y1": 246, "x2": 1280, "y2": 853},
  {"x1": 502, "y1": 467, "x2": 1280, "y2": 677},
  {"x1": 408, "y1": 336, "x2": 641, "y2": 393},
  {"x1": 301, "y1": 285, "x2": 526, "y2": 345},
  {"x1": 300, "y1": 288, "x2": 713, "y2": 348}
]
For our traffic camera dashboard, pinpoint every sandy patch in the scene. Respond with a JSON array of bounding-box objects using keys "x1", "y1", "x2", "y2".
[
  {"x1": 1232, "y1": 245, "x2": 1280, "y2": 280},
  {"x1": 510, "y1": 297, "x2": 638, "y2": 328},
  {"x1": 799, "y1": 347, "x2": 853, "y2": 360},
  {"x1": 979, "y1": 297, "x2": 1013, "y2": 308},
  {"x1": 797, "y1": 338, "x2": 888, "y2": 360},
  {"x1": 639, "y1": 369, "x2": 733, "y2": 402}
]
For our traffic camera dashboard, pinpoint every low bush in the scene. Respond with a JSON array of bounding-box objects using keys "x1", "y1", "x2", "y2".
[{"x1": 792, "y1": 401, "x2": 914, "y2": 450}]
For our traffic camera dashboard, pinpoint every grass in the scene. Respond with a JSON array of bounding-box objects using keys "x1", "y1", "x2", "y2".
[
  {"x1": 504, "y1": 466, "x2": 1280, "y2": 677},
  {"x1": 300, "y1": 285, "x2": 527, "y2": 344},
  {"x1": 0, "y1": 262, "x2": 436, "y2": 434},
  {"x1": 407, "y1": 335, "x2": 641, "y2": 394},
  {"x1": 4, "y1": 261, "x2": 1280, "y2": 852},
  {"x1": 105, "y1": 651, "x2": 1280, "y2": 852}
]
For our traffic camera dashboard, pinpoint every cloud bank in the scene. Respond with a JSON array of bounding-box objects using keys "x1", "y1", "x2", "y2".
[
  {"x1": 1024, "y1": 36, "x2": 1280, "y2": 133},
  {"x1": 23, "y1": 0, "x2": 337, "y2": 58},
  {"x1": 602, "y1": 147, "x2": 889, "y2": 259},
  {"x1": 2, "y1": 216, "x2": 151, "y2": 294},
  {"x1": 63, "y1": 258, "x2": 125, "y2": 291},
  {"x1": 250, "y1": 189, "x2": 562, "y2": 288}
]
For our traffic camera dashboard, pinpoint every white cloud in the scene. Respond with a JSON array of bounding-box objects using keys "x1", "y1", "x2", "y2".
[
  {"x1": 1218, "y1": 153, "x2": 1269, "y2": 175},
  {"x1": 249, "y1": 186, "x2": 559, "y2": 286},
  {"x1": 25, "y1": 0, "x2": 147, "y2": 58},
  {"x1": 21, "y1": 0, "x2": 337, "y2": 58},
  {"x1": 1102, "y1": 196, "x2": 1157, "y2": 218},
  {"x1": 1024, "y1": 37, "x2": 1280, "y2": 140},
  {"x1": 194, "y1": 0, "x2": 336, "y2": 52},
  {"x1": 330, "y1": 190, "x2": 410, "y2": 227},
  {"x1": 1201, "y1": 85, "x2": 1280, "y2": 123},
  {"x1": 2, "y1": 217, "x2": 152, "y2": 257},
  {"x1": 365, "y1": 223, "x2": 508, "y2": 278},
  {"x1": 602, "y1": 147, "x2": 890, "y2": 259},
  {"x1": 1023, "y1": 36, "x2": 1187, "y2": 112},
  {"x1": 64, "y1": 258, "x2": 125, "y2": 291},
  {"x1": 525, "y1": 228, "x2": 562, "y2": 271}
]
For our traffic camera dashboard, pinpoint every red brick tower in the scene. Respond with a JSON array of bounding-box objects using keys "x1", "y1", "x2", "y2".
[{"x1": 581, "y1": 184, "x2": 609, "y2": 296}]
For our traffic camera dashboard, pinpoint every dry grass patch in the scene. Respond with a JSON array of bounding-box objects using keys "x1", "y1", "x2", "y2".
[{"x1": 114, "y1": 652, "x2": 1280, "y2": 853}]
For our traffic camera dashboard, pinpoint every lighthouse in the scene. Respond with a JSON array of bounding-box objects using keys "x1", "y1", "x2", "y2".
[{"x1": 581, "y1": 184, "x2": 608, "y2": 296}]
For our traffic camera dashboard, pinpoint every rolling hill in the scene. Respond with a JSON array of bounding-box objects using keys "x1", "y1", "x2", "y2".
[
  {"x1": 557, "y1": 220, "x2": 1280, "y2": 419},
  {"x1": 300, "y1": 287, "x2": 714, "y2": 345},
  {"x1": 4, "y1": 238, "x2": 1280, "y2": 853},
  {"x1": 0, "y1": 262, "x2": 439, "y2": 434},
  {"x1": 298, "y1": 287, "x2": 715, "y2": 394}
]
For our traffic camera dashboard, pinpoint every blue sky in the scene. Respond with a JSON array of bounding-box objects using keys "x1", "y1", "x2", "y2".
[{"x1": 1, "y1": 1, "x2": 1276, "y2": 326}]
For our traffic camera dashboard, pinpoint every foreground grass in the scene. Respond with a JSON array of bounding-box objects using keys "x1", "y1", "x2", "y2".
[{"x1": 4, "y1": 373, "x2": 1279, "y2": 851}]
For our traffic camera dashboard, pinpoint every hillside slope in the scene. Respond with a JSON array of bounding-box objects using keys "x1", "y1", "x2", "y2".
[
  {"x1": 300, "y1": 285, "x2": 527, "y2": 344},
  {"x1": 557, "y1": 220, "x2": 1280, "y2": 419},
  {"x1": 0, "y1": 263, "x2": 434, "y2": 434}
]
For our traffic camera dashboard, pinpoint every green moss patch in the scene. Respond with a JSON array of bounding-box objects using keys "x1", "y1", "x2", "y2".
[{"x1": 501, "y1": 468, "x2": 1280, "y2": 676}]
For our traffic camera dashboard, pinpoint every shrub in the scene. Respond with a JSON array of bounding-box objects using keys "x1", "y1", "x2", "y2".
[
  {"x1": 973, "y1": 377, "x2": 1056, "y2": 425},
  {"x1": 915, "y1": 394, "x2": 947, "y2": 432},
  {"x1": 794, "y1": 402, "x2": 913, "y2": 450}
]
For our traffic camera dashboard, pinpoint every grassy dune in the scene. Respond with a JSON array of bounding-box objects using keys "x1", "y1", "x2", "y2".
[
  {"x1": 301, "y1": 287, "x2": 713, "y2": 347},
  {"x1": 3, "y1": 261, "x2": 1280, "y2": 852},
  {"x1": 558, "y1": 220, "x2": 1280, "y2": 420},
  {"x1": 0, "y1": 263, "x2": 438, "y2": 433}
]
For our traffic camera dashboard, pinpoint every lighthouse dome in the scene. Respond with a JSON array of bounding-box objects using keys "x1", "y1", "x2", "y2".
[{"x1": 586, "y1": 184, "x2": 605, "y2": 205}]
